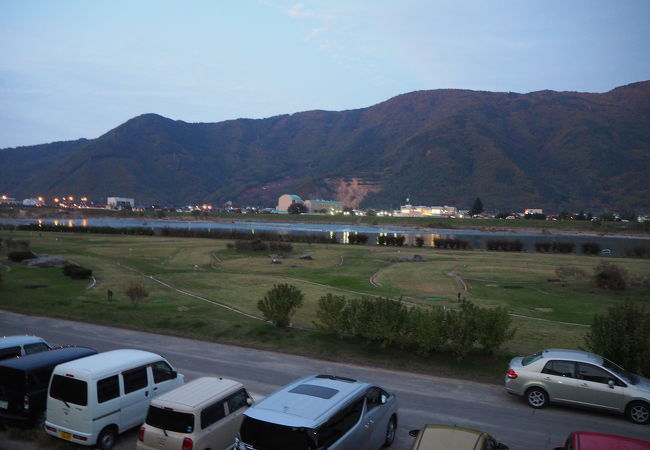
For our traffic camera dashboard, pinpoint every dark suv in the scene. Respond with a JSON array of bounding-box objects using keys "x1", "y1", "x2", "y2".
[{"x1": 0, "y1": 346, "x2": 96, "y2": 427}]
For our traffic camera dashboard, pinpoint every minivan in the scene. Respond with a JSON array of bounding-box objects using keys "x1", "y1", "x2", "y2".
[
  {"x1": 235, "y1": 374, "x2": 398, "y2": 450},
  {"x1": 0, "y1": 346, "x2": 97, "y2": 427},
  {"x1": 137, "y1": 377, "x2": 254, "y2": 450},
  {"x1": 45, "y1": 349, "x2": 184, "y2": 450},
  {"x1": 0, "y1": 335, "x2": 54, "y2": 360}
]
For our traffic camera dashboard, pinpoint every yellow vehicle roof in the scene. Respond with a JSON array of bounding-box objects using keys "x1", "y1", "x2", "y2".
[{"x1": 411, "y1": 424, "x2": 486, "y2": 450}]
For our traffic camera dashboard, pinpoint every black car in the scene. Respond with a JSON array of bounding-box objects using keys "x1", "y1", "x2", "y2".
[{"x1": 0, "y1": 346, "x2": 97, "y2": 427}]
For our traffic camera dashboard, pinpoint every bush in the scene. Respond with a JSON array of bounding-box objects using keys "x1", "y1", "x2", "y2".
[
  {"x1": 314, "y1": 294, "x2": 348, "y2": 337},
  {"x1": 594, "y1": 262, "x2": 627, "y2": 290},
  {"x1": 486, "y1": 240, "x2": 523, "y2": 251},
  {"x1": 257, "y1": 283, "x2": 304, "y2": 328},
  {"x1": 434, "y1": 238, "x2": 469, "y2": 249},
  {"x1": 62, "y1": 264, "x2": 93, "y2": 279},
  {"x1": 414, "y1": 237, "x2": 424, "y2": 247},
  {"x1": 8, "y1": 251, "x2": 37, "y2": 262},
  {"x1": 585, "y1": 299, "x2": 650, "y2": 377},
  {"x1": 475, "y1": 305, "x2": 516, "y2": 355},
  {"x1": 348, "y1": 234, "x2": 368, "y2": 245},
  {"x1": 582, "y1": 242, "x2": 601, "y2": 255},
  {"x1": 408, "y1": 307, "x2": 448, "y2": 354},
  {"x1": 555, "y1": 267, "x2": 588, "y2": 280},
  {"x1": 345, "y1": 297, "x2": 409, "y2": 348},
  {"x1": 124, "y1": 280, "x2": 149, "y2": 307}
]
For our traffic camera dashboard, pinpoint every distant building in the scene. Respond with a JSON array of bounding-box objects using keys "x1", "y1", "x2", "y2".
[
  {"x1": 524, "y1": 208, "x2": 543, "y2": 215},
  {"x1": 397, "y1": 204, "x2": 458, "y2": 217},
  {"x1": 22, "y1": 198, "x2": 44, "y2": 207},
  {"x1": 304, "y1": 199, "x2": 344, "y2": 214},
  {"x1": 277, "y1": 194, "x2": 304, "y2": 213},
  {"x1": 0, "y1": 196, "x2": 18, "y2": 205},
  {"x1": 107, "y1": 197, "x2": 135, "y2": 210}
]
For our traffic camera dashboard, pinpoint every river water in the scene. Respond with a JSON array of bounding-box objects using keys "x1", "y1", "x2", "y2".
[{"x1": 1, "y1": 217, "x2": 648, "y2": 255}]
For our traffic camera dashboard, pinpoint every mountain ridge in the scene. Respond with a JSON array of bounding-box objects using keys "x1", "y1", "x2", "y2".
[{"x1": 2, "y1": 81, "x2": 649, "y2": 211}]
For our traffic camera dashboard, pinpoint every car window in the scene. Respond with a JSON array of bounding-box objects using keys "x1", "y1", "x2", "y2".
[
  {"x1": 542, "y1": 360, "x2": 575, "y2": 378},
  {"x1": 317, "y1": 396, "x2": 365, "y2": 448},
  {"x1": 0, "y1": 346, "x2": 22, "y2": 360},
  {"x1": 201, "y1": 401, "x2": 226, "y2": 429},
  {"x1": 522, "y1": 351, "x2": 543, "y2": 366},
  {"x1": 226, "y1": 389, "x2": 249, "y2": 414},
  {"x1": 151, "y1": 361, "x2": 175, "y2": 383},
  {"x1": 578, "y1": 363, "x2": 615, "y2": 384},
  {"x1": 50, "y1": 374, "x2": 88, "y2": 406},
  {"x1": 483, "y1": 436, "x2": 498, "y2": 450},
  {"x1": 24, "y1": 342, "x2": 50, "y2": 355},
  {"x1": 123, "y1": 366, "x2": 148, "y2": 393},
  {"x1": 97, "y1": 375, "x2": 120, "y2": 403},
  {"x1": 366, "y1": 387, "x2": 387, "y2": 411}
]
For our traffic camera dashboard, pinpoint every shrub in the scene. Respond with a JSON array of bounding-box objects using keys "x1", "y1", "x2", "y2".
[
  {"x1": 414, "y1": 237, "x2": 424, "y2": 247},
  {"x1": 594, "y1": 262, "x2": 627, "y2": 291},
  {"x1": 346, "y1": 297, "x2": 409, "y2": 348},
  {"x1": 8, "y1": 251, "x2": 37, "y2": 262},
  {"x1": 486, "y1": 240, "x2": 523, "y2": 252},
  {"x1": 582, "y1": 242, "x2": 601, "y2": 255},
  {"x1": 348, "y1": 234, "x2": 368, "y2": 245},
  {"x1": 585, "y1": 299, "x2": 650, "y2": 377},
  {"x1": 257, "y1": 283, "x2": 304, "y2": 328},
  {"x1": 408, "y1": 307, "x2": 448, "y2": 354},
  {"x1": 445, "y1": 300, "x2": 479, "y2": 359},
  {"x1": 555, "y1": 267, "x2": 588, "y2": 280},
  {"x1": 314, "y1": 294, "x2": 348, "y2": 337},
  {"x1": 124, "y1": 280, "x2": 149, "y2": 307},
  {"x1": 62, "y1": 264, "x2": 92, "y2": 279},
  {"x1": 475, "y1": 305, "x2": 516, "y2": 355},
  {"x1": 625, "y1": 246, "x2": 649, "y2": 258}
]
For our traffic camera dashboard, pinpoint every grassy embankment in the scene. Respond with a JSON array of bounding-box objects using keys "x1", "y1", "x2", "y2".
[{"x1": 1, "y1": 229, "x2": 649, "y2": 383}]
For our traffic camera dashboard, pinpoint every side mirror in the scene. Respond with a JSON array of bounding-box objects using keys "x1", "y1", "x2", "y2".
[
  {"x1": 247, "y1": 397, "x2": 254, "y2": 406},
  {"x1": 409, "y1": 429, "x2": 420, "y2": 438},
  {"x1": 381, "y1": 394, "x2": 387, "y2": 404},
  {"x1": 172, "y1": 370, "x2": 178, "y2": 379}
]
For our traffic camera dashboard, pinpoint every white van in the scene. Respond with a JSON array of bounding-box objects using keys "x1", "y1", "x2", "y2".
[
  {"x1": 137, "y1": 377, "x2": 254, "y2": 450},
  {"x1": 45, "y1": 349, "x2": 184, "y2": 450}
]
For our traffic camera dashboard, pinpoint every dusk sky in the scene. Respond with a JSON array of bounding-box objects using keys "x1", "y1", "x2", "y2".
[{"x1": 1, "y1": 0, "x2": 649, "y2": 149}]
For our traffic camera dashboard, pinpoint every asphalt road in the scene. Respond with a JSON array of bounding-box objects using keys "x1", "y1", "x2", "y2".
[{"x1": 1, "y1": 311, "x2": 649, "y2": 450}]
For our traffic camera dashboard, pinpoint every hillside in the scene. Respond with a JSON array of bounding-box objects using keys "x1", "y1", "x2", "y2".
[{"x1": 1, "y1": 81, "x2": 649, "y2": 211}]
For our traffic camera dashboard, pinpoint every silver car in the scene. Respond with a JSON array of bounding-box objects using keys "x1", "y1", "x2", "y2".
[
  {"x1": 505, "y1": 349, "x2": 650, "y2": 424},
  {"x1": 235, "y1": 374, "x2": 398, "y2": 449}
]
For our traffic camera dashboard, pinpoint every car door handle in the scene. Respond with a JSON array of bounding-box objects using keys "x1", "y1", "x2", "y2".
[
  {"x1": 145, "y1": 390, "x2": 149, "y2": 397},
  {"x1": 542, "y1": 377, "x2": 551, "y2": 381}
]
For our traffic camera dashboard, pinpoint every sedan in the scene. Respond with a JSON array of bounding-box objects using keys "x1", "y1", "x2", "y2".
[{"x1": 505, "y1": 348, "x2": 650, "y2": 424}]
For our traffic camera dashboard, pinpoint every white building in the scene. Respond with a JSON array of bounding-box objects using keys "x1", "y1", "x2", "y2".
[{"x1": 107, "y1": 197, "x2": 135, "y2": 210}]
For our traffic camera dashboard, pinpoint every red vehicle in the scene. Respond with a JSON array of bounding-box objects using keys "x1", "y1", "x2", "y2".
[{"x1": 555, "y1": 431, "x2": 650, "y2": 450}]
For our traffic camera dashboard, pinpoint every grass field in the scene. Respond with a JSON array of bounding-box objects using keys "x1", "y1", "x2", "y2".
[{"x1": 1, "y1": 229, "x2": 649, "y2": 382}]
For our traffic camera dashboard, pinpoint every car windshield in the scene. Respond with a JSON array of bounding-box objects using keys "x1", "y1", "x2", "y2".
[
  {"x1": 146, "y1": 405, "x2": 194, "y2": 433},
  {"x1": 522, "y1": 351, "x2": 543, "y2": 366},
  {"x1": 240, "y1": 416, "x2": 316, "y2": 450},
  {"x1": 602, "y1": 358, "x2": 639, "y2": 385}
]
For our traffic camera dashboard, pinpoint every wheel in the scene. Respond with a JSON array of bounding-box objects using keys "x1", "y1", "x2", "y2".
[
  {"x1": 526, "y1": 387, "x2": 548, "y2": 409},
  {"x1": 382, "y1": 416, "x2": 397, "y2": 447},
  {"x1": 626, "y1": 401, "x2": 650, "y2": 425},
  {"x1": 96, "y1": 426, "x2": 117, "y2": 450}
]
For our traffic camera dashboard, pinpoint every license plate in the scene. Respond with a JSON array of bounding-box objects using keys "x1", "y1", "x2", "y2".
[
  {"x1": 0, "y1": 400, "x2": 7, "y2": 409},
  {"x1": 59, "y1": 431, "x2": 72, "y2": 441}
]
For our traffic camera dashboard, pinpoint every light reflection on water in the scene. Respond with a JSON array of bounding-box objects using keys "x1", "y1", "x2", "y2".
[{"x1": 2, "y1": 217, "x2": 648, "y2": 253}]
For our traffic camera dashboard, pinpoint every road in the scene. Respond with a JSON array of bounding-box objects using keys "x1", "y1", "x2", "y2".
[{"x1": 1, "y1": 311, "x2": 648, "y2": 450}]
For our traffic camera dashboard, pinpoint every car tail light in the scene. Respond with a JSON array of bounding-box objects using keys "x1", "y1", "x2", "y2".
[
  {"x1": 182, "y1": 437, "x2": 193, "y2": 450},
  {"x1": 138, "y1": 426, "x2": 145, "y2": 442},
  {"x1": 23, "y1": 394, "x2": 30, "y2": 410},
  {"x1": 507, "y1": 369, "x2": 518, "y2": 379}
]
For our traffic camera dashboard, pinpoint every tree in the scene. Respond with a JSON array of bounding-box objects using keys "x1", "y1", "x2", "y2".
[
  {"x1": 287, "y1": 202, "x2": 307, "y2": 214},
  {"x1": 124, "y1": 280, "x2": 149, "y2": 307},
  {"x1": 469, "y1": 197, "x2": 484, "y2": 216},
  {"x1": 585, "y1": 299, "x2": 650, "y2": 377},
  {"x1": 475, "y1": 306, "x2": 516, "y2": 355},
  {"x1": 257, "y1": 283, "x2": 304, "y2": 328}
]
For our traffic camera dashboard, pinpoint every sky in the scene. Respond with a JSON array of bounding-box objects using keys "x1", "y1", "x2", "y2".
[{"x1": 1, "y1": 0, "x2": 649, "y2": 149}]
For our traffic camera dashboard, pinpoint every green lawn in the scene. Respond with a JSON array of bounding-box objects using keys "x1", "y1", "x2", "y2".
[{"x1": 1, "y1": 229, "x2": 649, "y2": 382}]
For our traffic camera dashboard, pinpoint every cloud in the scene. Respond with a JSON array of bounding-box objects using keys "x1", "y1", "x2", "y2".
[{"x1": 284, "y1": 3, "x2": 312, "y2": 19}]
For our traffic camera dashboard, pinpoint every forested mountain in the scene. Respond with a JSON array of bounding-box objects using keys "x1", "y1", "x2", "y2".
[{"x1": 2, "y1": 81, "x2": 649, "y2": 211}]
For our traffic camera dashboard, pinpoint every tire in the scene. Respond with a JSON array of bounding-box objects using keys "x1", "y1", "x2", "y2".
[
  {"x1": 383, "y1": 416, "x2": 397, "y2": 447},
  {"x1": 96, "y1": 426, "x2": 117, "y2": 450},
  {"x1": 525, "y1": 387, "x2": 548, "y2": 409},
  {"x1": 626, "y1": 401, "x2": 650, "y2": 425}
]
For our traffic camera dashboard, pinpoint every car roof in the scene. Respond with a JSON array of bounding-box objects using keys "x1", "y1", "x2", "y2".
[
  {"x1": 573, "y1": 431, "x2": 650, "y2": 449},
  {"x1": 0, "y1": 335, "x2": 48, "y2": 348},
  {"x1": 151, "y1": 377, "x2": 243, "y2": 410},
  {"x1": 53, "y1": 349, "x2": 164, "y2": 378},
  {"x1": 0, "y1": 347, "x2": 97, "y2": 371},
  {"x1": 540, "y1": 349, "x2": 603, "y2": 364},
  {"x1": 244, "y1": 374, "x2": 371, "y2": 428},
  {"x1": 412, "y1": 425, "x2": 486, "y2": 450}
]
